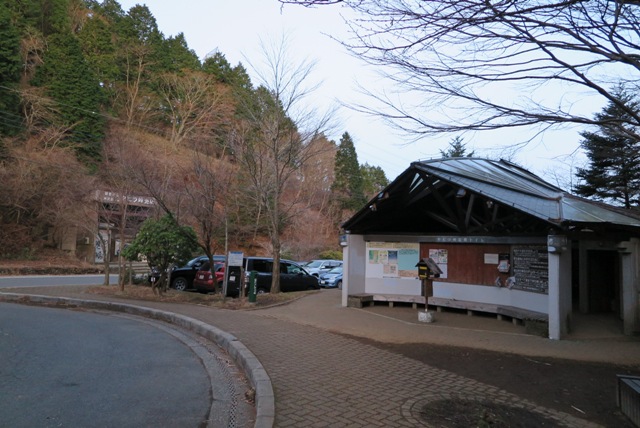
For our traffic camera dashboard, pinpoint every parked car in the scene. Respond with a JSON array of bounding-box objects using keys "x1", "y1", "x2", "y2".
[
  {"x1": 303, "y1": 259, "x2": 343, "y2": 277},
  {"x1": 319, "y1": 266, "x2": 343, "y2": 289},
  {"x1": 226, "y1": 257, "x2": 319, "y2": 296},
  {"x1": 193, "y1": 262, "x2": 225, "y2": 293},
  {"x1": 169, "y1": 255, "x2": 225, "y2": 291}
]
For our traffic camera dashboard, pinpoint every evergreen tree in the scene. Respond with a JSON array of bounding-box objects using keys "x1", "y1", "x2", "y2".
[
  {"x1": 34, "y1": 32, "x2": 105, "y2": 163},
  {"x1": 40, "y1": 0, "x2": 72, "y2": 35},
  {"x1": 440, "y1": 136, "x2": 475, "y2": 158},
  {"x1": 119, "y1": 4, "x2": 161, "y2": 45},
  {"x1": 361, "y1": 163, "x2": 389, "y2": 198},
  {"x1": 203, "y1": 51, "x2": 234, "y2": 83},
  {"x1": 161, "y1": 33, "x2": 200, "y2": 73},
  {"x1": 77, "y1": 11, "x2": 119, "y2": 90},
  {"x1": 5, "y1": 0, "x2": 41, "y2": 31},
  {"x1": 86, "y1": 0, "x2": 125, "y2": 23},
  {"x1": 574, "y1": 89, "x2": 640, "y2": 209},
  {"x1": 332, "y1": 132, "x2": 366, "y2": 211},
  {"x1": 203, "y1": 53, "x2": 253, "y2": 93},
  {"x1": 122, "y1": 214, "x2": 199, "y2": 293},
  {"x1": 0, "y1": 2, "x2": 22, "y2": 136},
  {"x1": 231, "y1": 63, "x2": 253, "y2": 92},
  {"x1": 119, "y1": 5, "x2": 164, "y2": 72}
]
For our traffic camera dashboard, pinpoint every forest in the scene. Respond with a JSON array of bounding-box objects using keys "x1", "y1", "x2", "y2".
[{"x1": 0, "y1": 0, "x2": 389, "y2": 263}]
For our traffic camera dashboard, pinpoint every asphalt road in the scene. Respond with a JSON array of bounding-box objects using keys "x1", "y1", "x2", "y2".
[
  {"x1": 0, "y1": 274, "x2": 119, "y2": 288},
  {"x1": 0, "y1": 303, "x2": 254, "y2": 427}
]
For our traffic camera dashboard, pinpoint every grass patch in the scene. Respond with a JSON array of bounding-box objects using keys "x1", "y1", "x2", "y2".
[{"x1": 86, "y1": 284, "x2": 314, "y2": 309}]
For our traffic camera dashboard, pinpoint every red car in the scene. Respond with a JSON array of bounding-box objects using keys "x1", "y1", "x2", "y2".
[{"x1": 193, "y1": 262, "x2": 225, "y2": 293}]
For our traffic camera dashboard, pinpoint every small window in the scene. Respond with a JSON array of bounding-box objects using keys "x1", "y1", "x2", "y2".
[{"x1": 287, "y1": 263, "x2": 304, "y2": 274}]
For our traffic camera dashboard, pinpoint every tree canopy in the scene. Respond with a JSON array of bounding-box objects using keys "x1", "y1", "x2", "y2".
[
  {"x1": 0, "y1": 2, "x2": 21, "y2": 137},
  {"x1": 440, "y1": 137, "x2": 475, "y2": 158},
  {"x1": 122, "y1": 215, "x2": 199, "y2": 292},
  {"x1": 574, "y1": 88, "x2": 640, "y2": 209},
  {"x1": 361, "y1": 163, "x2": 388, "y2": 198},
  {"x1": 0, "y1": 0, "x2": 390, "y2": 266},
  {"x1": 332, "y1": 132, "x2": 366, "y2": 211}
]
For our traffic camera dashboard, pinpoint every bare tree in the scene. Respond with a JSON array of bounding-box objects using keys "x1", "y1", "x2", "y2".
[
  {"x1": 230, "y1": 34, "x2": 335, "y2": 293},
  {"x1": 281, "y1": 0, "x2": 640, "y2": 141},
  {"x1": 117, "y1": 44, "x2": 158, "y2": 128},
  {"x1": 111, "y1": 129, "x2": 234, "y2": 290},
  {"x1": 178, "y1": 147, "x2": 236, "y2": 287},
  {"x1": 0, "y1": 138, "x2": 98, "y2": 265},
  {"x1": 156, "y1": 71, "x2": 227, "y2": 147},
  {"x1": 98, "y1": 130, "x2": 161, "y2": 289}
]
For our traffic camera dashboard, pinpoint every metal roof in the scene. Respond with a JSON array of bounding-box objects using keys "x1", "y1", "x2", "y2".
[
  {"x1": 414, "y1": 158, "x2": 640, "y2": 226},
  {"x1": 343, "y1": 157, "x2": 640, "y2": 234}
]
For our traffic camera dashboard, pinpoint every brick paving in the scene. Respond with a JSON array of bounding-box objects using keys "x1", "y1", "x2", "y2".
[
  {"x1": 182, "y1": 305, "x2": 599, "y2": 427},
  {"x1": 3, "y1": 286, "x2": 632, "y2": 427}
]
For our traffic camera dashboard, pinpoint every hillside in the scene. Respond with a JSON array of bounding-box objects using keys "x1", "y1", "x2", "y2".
[{"x1": 0, "y1": 0, "x2": 389, "y2": 264}]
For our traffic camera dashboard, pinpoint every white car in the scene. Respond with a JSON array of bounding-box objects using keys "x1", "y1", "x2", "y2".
[{"x1": 304, "y1": 260, "x2": 343, "y2": 277}]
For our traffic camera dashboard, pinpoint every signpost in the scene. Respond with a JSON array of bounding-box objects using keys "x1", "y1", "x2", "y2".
[{"x1": 223, "y1": 251, "x2": 244, "y2": 297}]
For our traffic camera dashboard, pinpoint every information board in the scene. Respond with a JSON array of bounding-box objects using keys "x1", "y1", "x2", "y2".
[
  {"x1": 227, "y1": 251, "x2": 244, "y2": 267},
  {"x1": 366, "y1": 242, "x2": 419, "y2": 279},
  {"x1": 511, "y1": 246, "x2": 548, "y2": 294}
]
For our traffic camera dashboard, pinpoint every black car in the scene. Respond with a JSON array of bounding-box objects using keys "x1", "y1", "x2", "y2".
[
  {"x1": 170, "y1": 255, "x2": 225, "y2": 291},
  {"x1": 226, "y1": 257, "x2": 319, "y2": 296}
]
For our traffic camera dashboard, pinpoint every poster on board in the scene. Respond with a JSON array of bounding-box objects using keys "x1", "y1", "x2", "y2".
[
  {"x1": 366, "y1": 242, "x2": 419, "y2": 279},
  {"x1": 428, "y1": 249, "x2": 448, "y2": 279}
]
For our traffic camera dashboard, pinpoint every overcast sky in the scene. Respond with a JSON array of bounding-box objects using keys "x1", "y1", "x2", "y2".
[{"x1": 116, "y1": 0, "x2": 589, "y2": 184}]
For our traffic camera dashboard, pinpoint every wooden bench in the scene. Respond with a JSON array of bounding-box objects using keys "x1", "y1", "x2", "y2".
[
  {"x1": 348, "y1": 294, "x2": 426, "y2": 309},
  {"x1": 428, "y1": 297, "x2": 548, "y2": 332},
  {"x1": 496, "y1": 305, "x2": 548, "y2": 323},
  {"x1": 428, "y1": 297, "x2": 498, "y2": 316}
]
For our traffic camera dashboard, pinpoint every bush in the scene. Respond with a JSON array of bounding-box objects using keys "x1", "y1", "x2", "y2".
[{"x1": 318, "y1": 249, "x2": 342, "y2": 260}]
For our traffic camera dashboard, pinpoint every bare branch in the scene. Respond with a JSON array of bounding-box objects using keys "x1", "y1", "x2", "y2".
[{"x1": 282, "y1": 0, "x2": 640, "y2": 139}]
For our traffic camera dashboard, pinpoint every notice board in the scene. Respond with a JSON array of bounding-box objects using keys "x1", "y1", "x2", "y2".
[{"x1": 512, "y1": 246, "x2": 548, "y2": 294}]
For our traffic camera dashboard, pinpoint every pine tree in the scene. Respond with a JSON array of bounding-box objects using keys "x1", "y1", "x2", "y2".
[
  {"x1": 574, "y1": 88, "x2": 640, "y2": 209},
  {"x1": 41, "y1": 0, "x2": 72, "y2": 36},
  {"x1": 160, "y1": 33, "x2": 200, "y2": 73},
  {"x1": 440, "y1": 136, "x2": 475, "y2": 158},
  {"x1": 77, "y1": 10, "x2": 119, "y2": 92},
  {"x1": 35, "y1": 32, "x2": 105, "y2": 163},
  {"x1": 0, "y1": 2, "x2": 22, "y2": 136},
  {"x1": 332, "y1": 132, "x2": 366, "y2": 211},
  {"x1": 88, "y1": 0, "x2": 125, "y2": 23},
  {"x1": 361, "y1": 163, "x2": 389, "y2": 198},
  {"x1": 203, "y1": 51, "x2": 234, "y2": 83},
  {"x1": 119, "y1": 5, "x2": 165, "y2": 73}
]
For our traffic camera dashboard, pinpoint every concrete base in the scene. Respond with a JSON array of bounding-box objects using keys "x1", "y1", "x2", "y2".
[{"x1": 418, "y1": 311, "x2": 434, "y2": 323}]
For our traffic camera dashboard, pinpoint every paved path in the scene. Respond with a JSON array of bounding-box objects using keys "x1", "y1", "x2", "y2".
[{"x1": 4, "y1": 286, "x2": 639, "y2": 427}]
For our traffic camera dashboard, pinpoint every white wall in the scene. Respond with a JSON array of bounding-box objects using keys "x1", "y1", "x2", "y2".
[
  {"x1": 432, "y1": 281, "x2": 548, "y2": 313},
  {"x1": 364, "y1": 277, "x2": 422, "y2": 295},
  {"x1": 548, "y1": 247, "x2": 572, "y2": 339},
  {"x1": 620, "y1": 238, "x2": 640, "y2": 335},
  {"x1": 344, "y1": 234, "x2": 550, "y2": 315},
  {"x1": 342, "y1": 234, "x2": 367, "y2": 307}
]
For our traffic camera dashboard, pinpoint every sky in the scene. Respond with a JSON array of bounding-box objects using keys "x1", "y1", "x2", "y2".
[{"x1": 116, "y1": 0, "x2": 591, "y2": 184}]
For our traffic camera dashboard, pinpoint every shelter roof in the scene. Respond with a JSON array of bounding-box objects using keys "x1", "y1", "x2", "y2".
[{"x1": 343, "y1": 158, "x2": 640, "y2": 238}]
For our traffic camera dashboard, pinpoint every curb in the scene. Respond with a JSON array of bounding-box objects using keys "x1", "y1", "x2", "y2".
[{"x1": 0, "y1": 292, "x2": 275, "y2": 428}]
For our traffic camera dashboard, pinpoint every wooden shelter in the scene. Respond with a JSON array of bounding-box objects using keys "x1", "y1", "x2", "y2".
[{"x1": 341, "y1": 158, "x2": 640, "y2": 339}]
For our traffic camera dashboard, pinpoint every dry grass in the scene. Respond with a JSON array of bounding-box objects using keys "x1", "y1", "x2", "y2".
[
  {"x1": 0, "y1": 249, "x2": 101, "y2": 275},
  {"x1": 86, "y1": 284, "x2": 313, "y2": 309}
]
